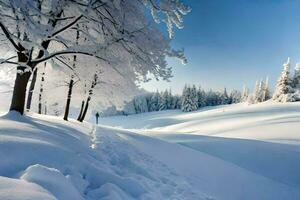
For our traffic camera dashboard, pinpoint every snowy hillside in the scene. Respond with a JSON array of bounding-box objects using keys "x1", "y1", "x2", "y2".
[
  {"x1": 1, "y1": 102, "x2": 300, "y2": 200},
  {"x1": 0, "y1": 112, "x2": 208, "y2": 200},
  {"x1": 99, "y1": 102, "x2": 300, "y2": 199}
]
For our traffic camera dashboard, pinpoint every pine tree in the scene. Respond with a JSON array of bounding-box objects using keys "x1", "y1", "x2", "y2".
[
  {"x1": 293, "y1": 63, "x2": 300, "y2": 89},
  {"x1": 172, "y1": 95, "x2": 181, "y2": 109},
  {"x1": 253, "y1": 80, "x2": 260, "y2": 103},
  {"x1": 256, "y1": 80, "x2": 265, "y2": 103},
  {"x1": 167, "y1": 89, "x2": 173, "y2": 109},
  {"x1": 263, "y1": 77, "x2": 271, "y2": 101},
  {"x1": 181, "y1": 85, "x2": 198, "y2": 112},
  {"x1": 221, "y1": 88, "x2": 229, "y2": 104},
  {"x1": 197, "y1": 86, "x2": 206, "y2": 108},
  {"x1": 159, "y1": 90, "x2": 169, "y2": 111},
  {"x1": 149, "y1": 91, "x2": 160, "y2": 111},
  {"x1": 241, "y1": 86, "x2": 249, "y2": 102},
  {"x1": 191, "y1": 85, "x2": 198, "y2": 108},
  {"x1": 229, "y1": 90, "x2": 241, "y2": 104},
  {"x1": 273, "y1": 57, "x2": 294, "y2": 102},
  {"x1": 134, "y1": 95, "x2": 148, "y2": 113}
]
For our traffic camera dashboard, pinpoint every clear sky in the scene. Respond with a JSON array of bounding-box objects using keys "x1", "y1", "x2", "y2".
[{"x1": 142, "y1": 0, "x2": 300, "y2": 94}]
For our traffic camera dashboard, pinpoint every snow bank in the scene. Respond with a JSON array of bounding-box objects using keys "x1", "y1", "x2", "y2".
[
  {"x1": 0, "y1": 112, "x2": 208, "y2": 200},
  {"x1": 0, "y1": 176, "x2": 56, "y2": 200},
  {"x1": 21, "y1": 164, "x2": 82, "y2": 200}
]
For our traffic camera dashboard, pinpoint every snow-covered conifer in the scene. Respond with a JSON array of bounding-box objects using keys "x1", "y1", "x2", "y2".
[
  {"x1": 293, "y1": 63, "x2": 300, "y2": 89},
  {"x1": 197, "y1": 86, "x2": 206, "y2": 108},
  {"x1": 149, "y1": 91, "x2": 160, "y2": 111},
  {"x1": 181, "y1": 85, "x2": 198, "y2": 112},
  {"x1": 221, "y1": 88, "x2": 230, "y2": 105},
  {"x1": 134, "y1": 95, "x2": 149, "y2": 113},
  {"x1": 159, "y1": 90, "x2": 169, "y2": 111},
  {"x1": 229, "y1": 90, "x2": 241, "y2": 104},
  {"x1": 263, "y1": 77, "x2": 271, "y2": 101},
  {"x1": 241, "y1": 86, "x2": 249, "y2": 102},
  {"x1": 273, "y1": 58, "x2": 294, "y2": 102}
]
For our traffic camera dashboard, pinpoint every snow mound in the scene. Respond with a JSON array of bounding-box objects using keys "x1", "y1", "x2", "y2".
[
  {"x1": 21, "y1": 164, "x2": 82, "y2": 200},
  {"x1": 0, "y1": 176, "x2": 56, "y2": 200}
]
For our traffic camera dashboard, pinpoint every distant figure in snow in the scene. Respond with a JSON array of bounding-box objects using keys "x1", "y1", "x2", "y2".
[{"x1": 95, "y1": 112, "x2": 99, "y2": 125}]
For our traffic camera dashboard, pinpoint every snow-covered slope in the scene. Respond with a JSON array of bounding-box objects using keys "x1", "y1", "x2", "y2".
[
  {"x1": 99, "y1": 102, "x2": 300, "y2": 199},
  {"x1": 1, "y1": 102, "x2": 300, "y2": 200},
  {"x1": 0, "y1": 112, "x2": 208, "y2": 200},
  {"x1": 99, "y1": 102, "x2": 300, "y2": 143}
]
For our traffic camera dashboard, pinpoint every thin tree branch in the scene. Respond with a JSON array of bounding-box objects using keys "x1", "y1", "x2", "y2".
[
  {"x1": 51, "y1": 15, "x2": 83, "y2": 37},
  {"x1": 32, "y1": 50, "x2": 108, "y2": 64},
  {"x1": 0, "y1": 21, "x2": 23, "y2": 51}
]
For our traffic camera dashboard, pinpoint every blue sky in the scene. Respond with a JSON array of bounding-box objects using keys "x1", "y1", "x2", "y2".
[{"x1": 142, "y1": 0, "x2": 300, "y2": 94}]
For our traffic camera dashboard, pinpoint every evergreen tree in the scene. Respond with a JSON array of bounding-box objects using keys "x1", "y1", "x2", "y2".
[
  {"x1": 159, "y1": 90, "x2": 169, "y2": 111},
  {"x1": 191, "y1": 85, "x2": 198, "y2": 108},
  {"x1": 229, "y1": 90, "x2": 241, "y2": 104},
  {"x1": 134, "y1": 95, "x2": 148, "y2": 113},
  {"x1": 181, "y1": 85, "x2": 198, "y2": 112},
  {"x1": 253, "y1": 80, "x2": 260, "y2": 103},
  {"x1": 149, "y1": 91, "x2": 160, "y2": 111},
  {"x1": 263, "y1": 77, "x2": 271, "y2": 101},
  {"x1": 197, "y1": 86, "x2": 206, "y2": 108},
  {"x1": 241, "y1": 86, "x2": 249, "y2": 102},
  {"x1": 273, "y1": 57, "x2": 294, "y2": 102},
  {"x1": 221, "y1": 88, "x2": 230, "y2": 104},
  {"x1": 293, "y1": 63, "x2": 300, "y2": 89},
  {"x1": 256, "y1": 80, "x2": 265, "y2": 103},
  {"x1": 167, "y1": 89, "x2": 173, "y2": 109},
  {"x1": 172, "y1": 95, "x2": 182, "y2": 109}
]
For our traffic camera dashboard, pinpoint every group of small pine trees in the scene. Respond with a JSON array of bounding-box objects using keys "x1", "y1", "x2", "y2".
[
  {"x1": 244, "y1": 77, "x2": 271, "y2": 104},
  {"x1": 242, "y1": 57, "x2": 300, "y2": 104},
  {"x1": 272, "y1": 58, "x2": 300, "y2": 102},
  {"x1": 180, "y1": 85, "x2": 241, "y2": 112}
]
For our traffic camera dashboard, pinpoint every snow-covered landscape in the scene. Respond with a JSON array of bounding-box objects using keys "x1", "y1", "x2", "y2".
[
  {"x1": 1, "y1": 0, "x2": 300, "y2": 200},
  {"x1": 0, "y1": 102, "x2": 300, "y2": 199}
]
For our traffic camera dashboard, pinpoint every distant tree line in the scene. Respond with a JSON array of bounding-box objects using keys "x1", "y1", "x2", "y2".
[{"x1": 100, "y1": 86, "x2": 243, "y2": 116}]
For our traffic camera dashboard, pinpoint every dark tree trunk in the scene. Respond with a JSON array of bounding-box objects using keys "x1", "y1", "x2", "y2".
[
  {"x1": 79, "y1": 97, "x2": 90, "y2": 122},
  {"x1": 26, "y1": 68, "x2": 38, "y2": 111},
  {"x1": 77, "y1": 100, "x2": 85, "y2": 121},
  {"x1": 63, "y1": 79, "x2": 74, "y2": 121},
  {"x1": 44, "y1": 104, "x2": 47, "y2": 115},
  {"x1": 9, "y1": 53, "x2": 31, "y2": 115},
  {"x1": 38, "y1": 65, "x2": 46, "y2": 114},
  {"x1": 78, "y1": 73, "x2": 98, "y2": 122}
]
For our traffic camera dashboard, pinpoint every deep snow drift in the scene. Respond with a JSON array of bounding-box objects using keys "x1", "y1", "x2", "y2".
[{"x1": 0, "y1": 102, "x2": 300, "y2": 199}]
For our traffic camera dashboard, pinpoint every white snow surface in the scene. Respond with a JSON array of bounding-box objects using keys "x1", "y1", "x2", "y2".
[
  {"x1": 0, "y1": 111, "x2": 207, "y2": 200},
  {"x1": 99, "y1": 101, "x2": 300, "y2": 199},
  {"x1": 0, "y1": 102, "x2": 300, "y2": 199}
]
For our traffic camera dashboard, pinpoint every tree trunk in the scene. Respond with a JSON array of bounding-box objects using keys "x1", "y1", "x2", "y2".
[
  {"x1": 79, "y1": 97, "x2": 90, "y2": 122},
  {"x1": 38, "y1": 66, "x2": 45, "y2": 114},
  {"x1": 44, "y1": 103, "x2": 47, "y2": 115},
  {"x1": 63, "y1": 79, "x2": 74, "y2": 121},
  {"x1": 26, "y1": 68, "x2": 38, "y2": 111},
  {"x1": 77, "y1": 100, "x2": 85, "y2": 121},
  {"x1": 9, "y1": 53, "x2": 31, "y2": 115}
]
